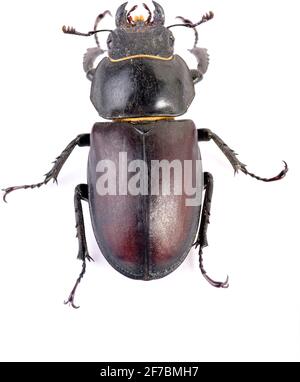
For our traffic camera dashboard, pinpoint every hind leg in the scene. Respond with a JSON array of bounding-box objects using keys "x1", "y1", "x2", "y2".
[
  {"x1": 195, "y1": 172, "x2": 229, "y2": 288},
  {"x1": 64, "y1": 184, "x2": 92, "y2": 309}
]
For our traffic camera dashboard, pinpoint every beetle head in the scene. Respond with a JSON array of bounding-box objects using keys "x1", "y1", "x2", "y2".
[{"x1": 107, "y1": 2, "x2": 175, "y2": 60}]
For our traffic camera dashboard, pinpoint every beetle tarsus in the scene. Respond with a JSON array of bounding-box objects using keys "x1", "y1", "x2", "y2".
[
  {"x1": 239, "y1": 160, "x2": 288, "y2": 182},
  {"x1": 198, "y1": 129, "x2": 289, "y2": 182},
  {"x1": 2, "y1": 164, "x2": 60, "y2": 202},
  {"x1": 2, "y1": 181, "x2": 47, "y2": 203},
  {"x1": 64, "y1": 292, "x2": 80, "y2": 309},
  {"x1": 200, "y1": 250, "x2": 229, "y2": 288},
  {"x1": 2, "y1": 134, "x2": 90, "y2": 202},
  {"x1": 64, "y1": 260, "x2": 87, "y2": 309}
]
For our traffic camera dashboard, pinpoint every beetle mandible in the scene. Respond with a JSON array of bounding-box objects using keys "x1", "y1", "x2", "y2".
[{"x1": 3, "y1": 2, "x2": 288, "y2": 308}]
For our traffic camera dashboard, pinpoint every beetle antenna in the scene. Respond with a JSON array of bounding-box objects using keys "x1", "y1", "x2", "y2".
[
  {"x1": 176, "y1": 16, "x2": 198, "y2": 47},
  {"x1": 62, "y1": 25, "x2": 113, "y2": 37},
  {"x1": 167, "y1": 11, "x2": 214, "y2": 30},
  {"x1": 93, "y1": 10, "x2": 112, "y2": 48}
]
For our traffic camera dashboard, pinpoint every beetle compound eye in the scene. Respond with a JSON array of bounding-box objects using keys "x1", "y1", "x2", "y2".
[
  {"x1": 169, "y1": 35, "x2": 175, "y2": 46},
  {"x1": 107, "y1": 37, "x2": 113, "y2": 49}
]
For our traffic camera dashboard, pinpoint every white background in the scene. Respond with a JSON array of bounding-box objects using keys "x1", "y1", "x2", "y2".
[{"x1": 0, "y1": 0, "x2": 299, "y2": 362}]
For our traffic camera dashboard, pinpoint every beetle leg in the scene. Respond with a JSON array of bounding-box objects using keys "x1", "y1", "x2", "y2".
[
  {"x1": 83, "y1": 48, "x2": 105, "y2": 81},
  {"x1": 2, "y1": 134, "x2": 90, "y2": 202},
  {"x1": 195, "y1": 172, "x2": 229, "y2": 288},
  {"x1": 65, "y1": 184, "x2": 92, "y2": 309},
  {"x1": 83, "y1": 10, "x2": 112, "y2": 81},
  {"x1": 198, "y1": 129, "x2": 288, "y2": 182},
  {"x1": 189, "y1": 47, "x2": 210, "y2": 84},
  {"x1": 175, "y1": 16, "x2": 204, "y2": 85}
]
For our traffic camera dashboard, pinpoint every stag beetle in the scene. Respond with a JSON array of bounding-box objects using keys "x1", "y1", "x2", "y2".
[{"x1": 3, "y1": 1, "x2": 288, "y2": 308}]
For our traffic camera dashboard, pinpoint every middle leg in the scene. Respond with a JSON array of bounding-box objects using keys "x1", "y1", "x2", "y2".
[{"x1": 198, "y1": 129, "x2": 288, "y2": 182}]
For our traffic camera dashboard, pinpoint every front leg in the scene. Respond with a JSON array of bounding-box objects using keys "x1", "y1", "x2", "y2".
[
  {"x1": 2, "y1": 133, "x2": 90, "y2": 201},
  {"x1": 189, "y1": 47, "x2": 210, "y2": 84},
  {"x1": 173, "y1": 14, "x2": 213, "y2": 83},
  {"x1": 198, "y1": 129, "x2": 288, "y2": 181}
]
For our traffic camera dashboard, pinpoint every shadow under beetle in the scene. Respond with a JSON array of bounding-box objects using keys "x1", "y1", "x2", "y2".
[{"x1": 3, "y1": 2, "x2": 288, "y2": 308}]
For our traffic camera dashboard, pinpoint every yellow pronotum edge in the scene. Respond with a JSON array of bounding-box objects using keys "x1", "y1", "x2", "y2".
[{"x1": 109, "y1": 54, "x2": 174, "y2": 62}]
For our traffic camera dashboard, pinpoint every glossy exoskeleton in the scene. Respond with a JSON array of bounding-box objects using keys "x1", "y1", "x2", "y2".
[{"x1": 3, "y1": 2, "x2": 288, "y2": 308}]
